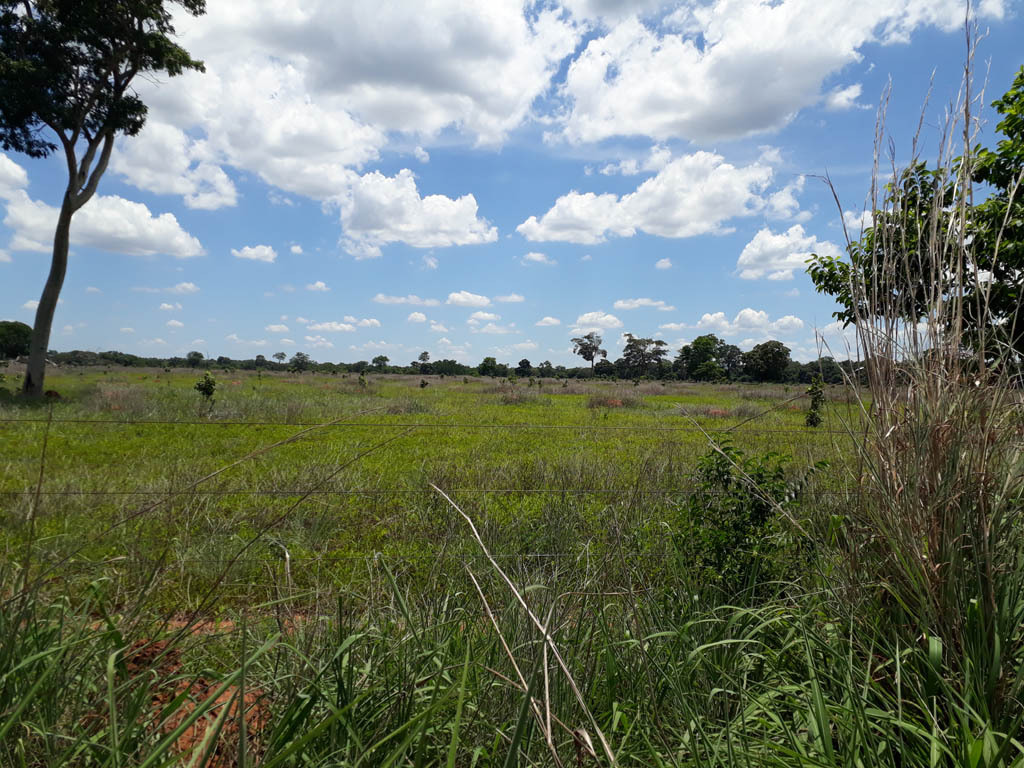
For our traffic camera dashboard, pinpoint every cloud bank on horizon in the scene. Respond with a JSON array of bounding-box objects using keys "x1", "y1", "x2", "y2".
[{"x1": 0, "y1": 0, "x2": 1015, "y2": 364}]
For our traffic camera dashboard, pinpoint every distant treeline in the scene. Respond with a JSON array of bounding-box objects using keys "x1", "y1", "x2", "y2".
[{"x1": 43, "y1": 334, "x2": 861, "y2": 385}]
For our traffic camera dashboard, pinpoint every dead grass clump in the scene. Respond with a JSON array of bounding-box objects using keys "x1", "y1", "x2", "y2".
[
  {"x1": 733, "y1": 385, "x2": 790, "y2": 401},
  {"x1": 385, "y1": 397, "x2": 430, "y2": 415},
  {"x1": 500, "y1": 390, "x2": 540, "y2": 405},
  {"x1": 731, "y1": 404, "x2": 761, "y2": 419},
  {"x1": 685, "y1": 404, "x2": 731, "y2": 418},
  {"x1": 88, "y1": 384, "x2": 149, "y2": 417},
  {"x1": 633, "y1": 381, "x2": 671, "y2": 395},
  {"x1": 587, "y1": 393, "x2": 641, "y2": 409},
  {"x1": 548, "y1": 380, "x2": 595, "y2": 395}
]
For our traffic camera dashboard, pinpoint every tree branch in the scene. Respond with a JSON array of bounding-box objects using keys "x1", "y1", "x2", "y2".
[
  {"x1": 73, "y1": 132, "x2": 113, "y2": 211},
  {"x1": 75, "y1": 132, "x2": 102, "y2": 191},
  {"x1": 50, "y1": 126, "x2": 78, "y2": 183}
]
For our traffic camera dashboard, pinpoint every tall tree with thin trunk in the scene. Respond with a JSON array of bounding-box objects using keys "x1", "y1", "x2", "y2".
[
  {"x1": 0, "y1": 0, "x2": 206, "y2": 395},
  {"x1": 571, "y1": 331, "x2": 606, "y2": 372}
]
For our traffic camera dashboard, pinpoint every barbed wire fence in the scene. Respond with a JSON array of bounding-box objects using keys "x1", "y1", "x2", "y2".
[{"x1": 2, "y1": 410, "x2": 862, "y2": 629}]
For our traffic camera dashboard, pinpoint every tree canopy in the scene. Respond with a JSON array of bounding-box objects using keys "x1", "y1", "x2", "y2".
[
  {"x1": 570, "y1": 332, "x2": 607, "y2": 370},
  {"x1": 808, "y1": 66, "x2": 1024, "y2": 359},
  {"x1": 0, "y1": 0, "x2": 206, "y2": 395},
  {"x1": 742, "y1": 341, "x2": 792, "y2": 382},
  {"x1": 0, "y1": 320, "x2": 31, "y2": 359}
]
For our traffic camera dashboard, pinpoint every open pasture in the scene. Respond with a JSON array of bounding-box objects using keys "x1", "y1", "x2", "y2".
[
  {"x1": 1, "y1": 368, "x2": 851, "y2": 609},
  {"x1": 3, "y1": 367, "x2": 1023, "y2": 768}
]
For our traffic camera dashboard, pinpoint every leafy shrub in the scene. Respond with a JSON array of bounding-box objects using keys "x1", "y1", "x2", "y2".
[
  {"x1": 675, "y1": 441, "x2": 821, "y2": 596},
  {"x1": 193, "y1": 371, "x2": 216, "y2": 402},
  {"x1": 805, "y1": 375, "x2": 824, "y2": 427}
]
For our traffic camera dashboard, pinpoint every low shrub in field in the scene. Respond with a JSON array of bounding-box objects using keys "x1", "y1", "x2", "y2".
[{"x1": 674, "y1": 441, "x2": 822, "y2": 596}]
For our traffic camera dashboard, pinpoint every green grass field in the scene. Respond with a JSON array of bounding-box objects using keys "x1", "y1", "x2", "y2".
[
  {"x1": 3, "y1": 367, "x2": 1022, "y2": 768},
  {"x1": 1, "y1": 369, "x2": 851, "y2": 606}
]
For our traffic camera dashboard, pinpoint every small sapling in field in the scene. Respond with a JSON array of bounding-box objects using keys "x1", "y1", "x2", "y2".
[
  {"x1": 805, "y1": 375, "x2": 824, "y2": 427},
  {"x1": 194, "y1": 371, "x2": 216, "y2": 405}
]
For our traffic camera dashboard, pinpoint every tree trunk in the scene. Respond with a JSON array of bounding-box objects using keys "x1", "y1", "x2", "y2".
[{"x1": 22, "y1": 189, "x2": 74, "y2": 396}]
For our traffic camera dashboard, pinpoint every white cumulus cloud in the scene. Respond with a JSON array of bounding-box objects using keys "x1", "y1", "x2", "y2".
[
  {"x1": 0, "y1": 159, "x2": 203, "y2": 259},
  {"x1": 522, "y1": 251, "x2": 556, "y2": 266},
  {"x1": 232, "y1": 244, "x2": 277, "y2": 263},
  {"x1": 307, "y1": 321, "x2": 356, "y2": 332},
  {"x1": 737, "y1": 224, "x2": 841, "y2": 280},
  {"x1": 557, "y1": 2, "x2": 1002, "y2": 145},
  {"x1": 373, "y1": 293, "x2": 440, "y2": 306},
  {"x1": 824, "y1": 83, "x2": 867, "y2": 111},
  {"x1": 407, "y1": 312, "x2": 427, "y2": 323},
  {"x1": 307, "y1": 281, "x2": 330, "y2": 292},
  {"x1": 304, "y1": 335, "x2": 334, "y2": 349},
  {"x1": 468, "y1": 311, "x2": 500, "y2": 325},
  {"x1": 613, "y1": 298, "x2": 675, "y2": 311},
  {"x1": 338, "y1": 169, "x2": 498, "y2": 258},
  {"x1": 447, "y1": 290, "x2": 490, "y2": 307},
  {"x1": 518, "y1": 152, "x2": 772, "y2": 244},
  {"x1": 689, "y1": 308, "x2": 805, "y2": 337},
  {"x1": 572, "y1": 311, "x2": 623, "y2": 333},
  {"x1": 535, "y1": 316, "x2": 561, "y2": 326}
]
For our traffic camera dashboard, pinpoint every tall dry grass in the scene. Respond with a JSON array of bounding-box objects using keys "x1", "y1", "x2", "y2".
[{"x1": 823, "y1": 36, "x2": 1024, "y2": 735}]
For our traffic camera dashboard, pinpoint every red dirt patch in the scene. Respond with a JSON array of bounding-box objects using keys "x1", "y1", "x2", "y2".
[{"x1": 122, "y1": 629, "x2": 267, "y2": 766}]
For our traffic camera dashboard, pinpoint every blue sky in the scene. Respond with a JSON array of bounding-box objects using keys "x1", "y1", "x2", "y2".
[{"x1": 1, "y1": 0, "x2": 1021, "y2": 366}]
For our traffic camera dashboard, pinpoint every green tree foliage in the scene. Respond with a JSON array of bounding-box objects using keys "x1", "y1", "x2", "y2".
[
  {"x1": 621, "y1": 333, "x2": 668, "y2": 377},
  {"x1": 289, "y1": 352, "x2": 313, "y2": 372},
  {"x1": 675, "y1": 334, "x2": 743, "y2": 380},
  {"x1": 372, "y1": 355, "x2": 389, "y2": 370},
  {"x1": 808, "y1": 67, "x2": 1024, "y2": 358},
  {"x1": 477, "y1": 356, "x2": 500, "y2": 377},
  {"x1": 515, "y1": 358, "x2": 532, "y2": 377},
  {"x1": 185, "y1": 350, "x2": 204, "y2": 369},
  {"x1": 0, "y1": 0, "x2": 206, "y2": 395},
  {"x1": 272, "y1": 352, "x2": 286, "y2": 364},
  {"x1": 971, "y1": 67, "x2": 1024, "y2": 355},
  {"x1": 570, "y1": 331, "x2": 606, "y2": 371},
  {"x1": 0, "y1": 320, "x2": 31, "y2": 359},
  {"x1": 692, "y1": 360, "x2": 726, "y2": 382},
  {"x1": 742, "y1": 341, "x2": 792, "y2": 382}
]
